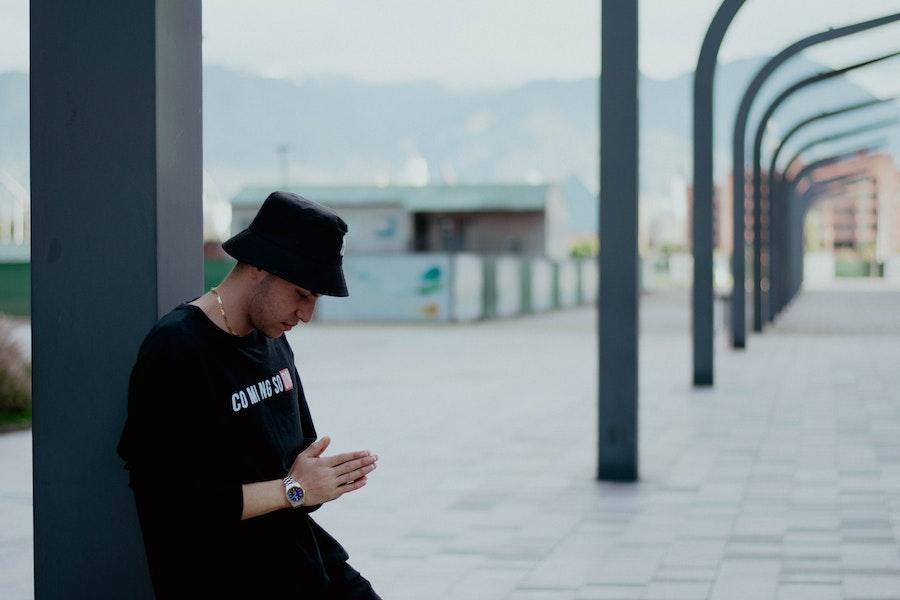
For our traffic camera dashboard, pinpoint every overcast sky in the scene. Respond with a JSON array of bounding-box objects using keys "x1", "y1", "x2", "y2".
[{"x1": 0, "y1": 0, "x2": 898, "y2": 94}]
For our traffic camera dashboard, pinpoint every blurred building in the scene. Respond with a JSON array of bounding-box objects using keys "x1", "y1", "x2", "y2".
[
  {"x1": 230, "y1": 182, "x2": 596, "y2": 260},
  {"x1": 640, "y1": 177, "x2": 691, "y2": 252},
  {"x1": 686, "y1": 175, "x2": 740, "y2": 254},
  {"x1": 803, "y1": 152, "x2": 900, "y2": 261},
  {"x1": 683, "y1": 152, "x2": 900, "y2": 262}
]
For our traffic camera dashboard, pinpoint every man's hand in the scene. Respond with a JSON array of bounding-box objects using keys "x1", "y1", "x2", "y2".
[{"x1": 288, "y1": 436, "x2": 378, "y2": 506}]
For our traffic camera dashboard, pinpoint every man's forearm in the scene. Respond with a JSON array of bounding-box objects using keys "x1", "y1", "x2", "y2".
[{"x1": 241, "y1": 479, "x2": 290, "y2": 520}]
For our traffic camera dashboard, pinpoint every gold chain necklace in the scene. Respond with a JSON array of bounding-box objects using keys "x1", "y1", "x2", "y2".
[{"x1": 210, "y1": 287, "x2": 238, "y2": 336}]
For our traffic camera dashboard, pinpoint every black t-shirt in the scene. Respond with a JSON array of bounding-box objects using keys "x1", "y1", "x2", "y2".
[{"x1": 117, "y1": 300, "x2": 349, "y2": 597}]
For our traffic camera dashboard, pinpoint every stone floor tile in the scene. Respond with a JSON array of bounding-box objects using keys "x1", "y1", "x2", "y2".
[
  {"x1": 643, "y1": 580, "x2": 711, "y2": 599},
  {"x1": 508, "y1": 588, "x2": 578, "y2": 600},
  {"x1": 776, "y1": 583, "x2": 842, "y2": 600},
  {"x1": 840, "y1": 543, "x2": 900, "y2": 570},
  {"x1": 708, "y1": 560, "x2": 780, "y2": 600},
  {"x1": 444, "y1": 568, "x2": 528, "y2": 600},
  {"x1": 574, "y1": 584, "x2": 644, "y2": 600},
  {"x1": 843, "y1": 574, "x2": 900, "y2": 599},
  {"x1": 653, "y1": 565, "x2": 717, "y2": 582}
]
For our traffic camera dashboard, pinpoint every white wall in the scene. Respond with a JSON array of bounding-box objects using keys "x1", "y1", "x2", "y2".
[
  {"x1": 452, "y1": 253, "x2": 483, "y2": 322},
  {"x1": 336, "y1": 205, "x2": 410, "y2": 254},
  {"x1": 530, "y1": 258, "x2": 554, "y2": 312},
  {"x1": 316, "y1": 253, "x2": 452, "y2": 321},
  {"x1": 316, "y1": 253, "x2": 484, "y2": 321},
  {"x1": 579, "y1": 258, "x2": 598, "y2": 303},
  {"x1": 668, "y1": 252, "x2": 693, "y2": 287},
  {"x1": 557, "y1": 259, "x2": 578, "y2": 307},
  {"x1": 803, "y1": 252, "x2": 835, "y2": 287},
  {"x1": 495, "y1": 256, "x2": 522, "y2": 317},
  {"x1": 884, "y1": 255, "x2": 900, "y2": 282}
]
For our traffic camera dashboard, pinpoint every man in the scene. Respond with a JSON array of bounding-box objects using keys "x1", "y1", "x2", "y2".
[{"x1": 117, "y1": 191, "x2": 381, "y2": 598}]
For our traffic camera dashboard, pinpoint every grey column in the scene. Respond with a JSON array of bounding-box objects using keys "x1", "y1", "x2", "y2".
[
  {"x1": 31, "y1": 1, "x2": 202, "y2": 597},
  {"x1": 693, "y1": 0, "x2": 745, "y2": 386},
  {"x1": 598, "y1": 0, "x2": 638, "y2": 481}
]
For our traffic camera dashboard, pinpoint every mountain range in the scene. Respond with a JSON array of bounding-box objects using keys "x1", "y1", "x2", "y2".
[{"x1": 1, "y1": 55, "x2": 896, "y2": 207}]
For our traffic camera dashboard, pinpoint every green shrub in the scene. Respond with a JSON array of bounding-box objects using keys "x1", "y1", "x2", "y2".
[
  {"x1": 570, "y1": 239, "x2": 599, "y2": 258},
  {"x1": 0, "y1": 314, "x2": 31, "y2": 416}
]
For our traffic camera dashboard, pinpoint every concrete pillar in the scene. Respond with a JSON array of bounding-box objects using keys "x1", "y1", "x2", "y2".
[
  {"x1": 598, "y1": 0, "x2": 639, "y2": 481},
  {"x1": 30, "y1": 1, "x2": 202, "y2": 596}
]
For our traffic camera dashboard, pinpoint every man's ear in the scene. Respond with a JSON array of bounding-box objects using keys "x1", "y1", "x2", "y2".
[{"x1": 245, "y1": 265, "x2": 262, "y2": 282}]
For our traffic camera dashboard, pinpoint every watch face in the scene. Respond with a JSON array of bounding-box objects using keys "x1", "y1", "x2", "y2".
[{"x1": 288, "y1": 486, "x2": 304, "y2": 503}]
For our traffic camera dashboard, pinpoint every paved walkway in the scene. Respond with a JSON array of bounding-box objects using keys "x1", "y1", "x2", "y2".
[{"x1": 2, "y1": 282, "x2": 900, "y2": 599}]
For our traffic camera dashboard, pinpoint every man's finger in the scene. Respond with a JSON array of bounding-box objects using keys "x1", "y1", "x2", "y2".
[
  {"x1": 337, "y1": 463, "x2": 376, "y2": 486},
  {"x1": 300, "y1": 436, "x2": 331, "y2": 458},
  {"x1": 335, "y1": 455, "x2": 377, "y2": 477},
  {"x1": 336, "y1": 475, "x2": 368, "y2": 496},
  {"x1": 322, "y1": 449, "x2": 370, "y2": 468}
]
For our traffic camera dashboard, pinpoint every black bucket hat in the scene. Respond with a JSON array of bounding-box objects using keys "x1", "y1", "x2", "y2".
[{"x1": 222, "y1": 191, "x2": 349, "y2": 297}]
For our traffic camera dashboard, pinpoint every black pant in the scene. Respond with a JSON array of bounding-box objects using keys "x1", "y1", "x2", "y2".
[{"x1": 323, "y1": 560, "x2": 382, "y2": 600}]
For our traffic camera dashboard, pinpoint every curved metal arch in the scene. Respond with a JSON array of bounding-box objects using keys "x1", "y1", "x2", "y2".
[
  {"x1": 798, "y1": 173, "x2": 869, "y2": 223},
  {"x1": 773, "y1": 143, "x2": 886, "y2": 314},
  {"x1": 746, "y1": 52, "x2": 900, "y2": 337},
  {"x1": 758, "y1": 97, "x2": 895, "y2": 329},
  {"x1": 692, "y1": 0, "x2": 747, "y2": 386},
  {"x1": 791, "y1": 173, "x2": 869, "y2": 290},
  {"x1": 799, "y1": 171, "x2": 868, "y2": 201},
  {"x1": 792, "y1": 175, "x2": 861, "y2": 302},
  {"x1": 784, "y1": 156, "x2": 880, "y2": 305},
  {"x1": 793, "y1": 174, "x2": 874, "y2": 295},
  {"x1": 781, "y1": 119, "x2": 898, "y2": 184},
  {"x1": 769, "y1": 121, "x2": 897, "y2": 318},
  {"x1": 726, "y1": 12, "x2": 900, "y2": 350},
  {"x1": 767, "y1": 98, "x2": 894, "y2": 189},
  {"x1": 785, "y1": 146, "x2": 883, "y2": 194},
  {"x1": 799, "y1": 179, "x2": 853, "y2": 212}
]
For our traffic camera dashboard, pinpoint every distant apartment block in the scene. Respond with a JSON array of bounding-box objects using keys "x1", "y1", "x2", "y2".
[
  {"x1": 686, "y1": 176, "x2": 740, "y2": 254},
  {"x1": 683, "y1": 151, "x2": 900, "y2": 261},
  {"x1": 804, "y1": 152, "x2": 900, "y2": 260}
]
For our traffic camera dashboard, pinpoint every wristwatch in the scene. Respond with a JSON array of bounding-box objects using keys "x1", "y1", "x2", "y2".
[{"x1": 283, "y1": 475, "x2": 305, "y2": 508}]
